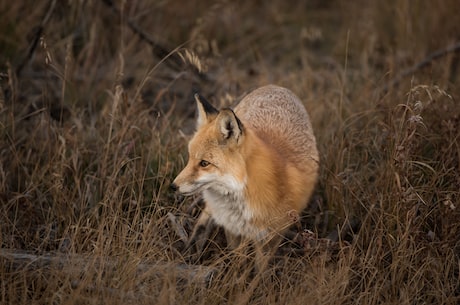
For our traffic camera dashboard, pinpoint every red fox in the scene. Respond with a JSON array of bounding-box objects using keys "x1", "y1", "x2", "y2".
[{"x1": 171, "y1": 85, "x2": 319, "y2": 255}]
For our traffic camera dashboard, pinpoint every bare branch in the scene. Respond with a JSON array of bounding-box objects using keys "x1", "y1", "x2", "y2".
[
  {"x1": 380, "y1": 41, "x2": 460, "y2": 95},
  {"x1": 0, "y1": 248, "x2": 216, "y2": 286},
  {"x1": 102, "y1": 0, "x2": 183, "y2": 70},
  {"x1": 15, "y1": 0, "x2": 57, "y2": 77}
]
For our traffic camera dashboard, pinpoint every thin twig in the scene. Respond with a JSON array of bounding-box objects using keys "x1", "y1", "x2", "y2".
[
  {"x1": 381, "y1": 41, "x2": 460, "y2": 95},
  {"x1": 101, "y1": 0, "x2": 208, "y2": 82},
  {"x1": 101, "y1": 0, "x2": 183, "y2": 70},
  {"x1": 15, "y1": 0, "x2": 57, "y2": 77}
]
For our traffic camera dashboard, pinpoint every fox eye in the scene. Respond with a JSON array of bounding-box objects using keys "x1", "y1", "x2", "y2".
[{"x1": 199, "y1": 160, "x2": 210, "y2": 168}]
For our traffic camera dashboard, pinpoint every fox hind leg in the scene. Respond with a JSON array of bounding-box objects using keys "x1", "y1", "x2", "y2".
[{"x1": 254, "y1": 234, "x2": 283, "y2": 272}]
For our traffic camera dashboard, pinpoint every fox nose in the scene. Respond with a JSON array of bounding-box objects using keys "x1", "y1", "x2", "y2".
[{"x1": 170, "y1": 182, "x2": 178, "y2": 192}]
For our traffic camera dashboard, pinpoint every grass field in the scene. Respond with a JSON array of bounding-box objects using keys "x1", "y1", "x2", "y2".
[{"x1": 1, "y1": 1, "x2": 459, "y2": 304}]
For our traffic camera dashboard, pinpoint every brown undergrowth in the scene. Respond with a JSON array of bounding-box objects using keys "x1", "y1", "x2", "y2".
[{"x1": 0, "y1": 1, "x2": 459, "y2": 304}]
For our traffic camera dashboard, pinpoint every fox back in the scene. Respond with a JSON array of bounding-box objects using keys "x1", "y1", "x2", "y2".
[
  {"x1": 172, "y1": 85, "x2": 319, "y2": 242},
  {"x1": 234, "y1": 85, "x2": 318, "y2": 168}
]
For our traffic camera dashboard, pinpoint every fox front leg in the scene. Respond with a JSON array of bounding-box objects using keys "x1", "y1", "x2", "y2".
[{"x1": 186, "y1": 205, "x2": 215, "y2": 255}]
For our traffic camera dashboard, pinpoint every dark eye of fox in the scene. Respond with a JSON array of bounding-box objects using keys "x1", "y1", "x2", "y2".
[{"x1": 199, "y1": 160, "x2": 210, "y2": 167}]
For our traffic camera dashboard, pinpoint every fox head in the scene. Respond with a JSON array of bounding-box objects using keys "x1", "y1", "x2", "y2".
[{"x1": 171, "y1": 94, "x2": 247, "y2": 197}]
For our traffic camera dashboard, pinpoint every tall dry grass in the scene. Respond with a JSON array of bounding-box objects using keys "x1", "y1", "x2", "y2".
[{"x1": 0, "y1": 1, "x2": 459, "y2": 304}]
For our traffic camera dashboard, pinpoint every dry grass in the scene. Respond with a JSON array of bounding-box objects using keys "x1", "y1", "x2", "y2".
[{"x1": 1, "y1": 1, "x2": 459, "y2": 304}]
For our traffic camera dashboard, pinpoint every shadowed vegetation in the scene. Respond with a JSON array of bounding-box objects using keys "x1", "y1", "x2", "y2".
[{"x1": 0, "y1": 1, "x2": 459, "y2": 304}]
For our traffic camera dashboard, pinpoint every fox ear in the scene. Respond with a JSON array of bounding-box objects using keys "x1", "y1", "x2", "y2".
[
  {"x1": 216, "y1": 109, "x2": 244, "y2": 144},
  {"x1": 195, "y1": 94, "x2": 218, "y2": 128}
]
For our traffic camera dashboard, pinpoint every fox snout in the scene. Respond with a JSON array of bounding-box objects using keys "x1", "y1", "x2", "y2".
[
  {"x1": 170, "y1": 182, "x2": 178, "y2": 192},
  {"x1": 170, "y1": 171, "x2": 189, "y2": 195},
  {"x1": 170, "y1": 181, "x2": 186, "y2": 203}
]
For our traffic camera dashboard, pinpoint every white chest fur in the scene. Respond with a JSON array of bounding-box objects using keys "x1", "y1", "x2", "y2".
[{"x1": 203, "y1": 188, "x2": 266, "y2": 240}]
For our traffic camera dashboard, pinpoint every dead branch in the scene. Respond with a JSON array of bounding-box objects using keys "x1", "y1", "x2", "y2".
[
  {"x1": 101, "y1": 0, "x2": 174, "y2": 60},
  {"x1": 381, "y1": 41, "x2": 460, "y2": 95},
  {"x1": 101, "y1": 0, "x2": 209, "y2": 82},
  {"x1": 16, "y1": 0, "x2": 57, "y2": 77},
  {"x1": 0, "y1": 248, "x2": 216, "y2": 286}
]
